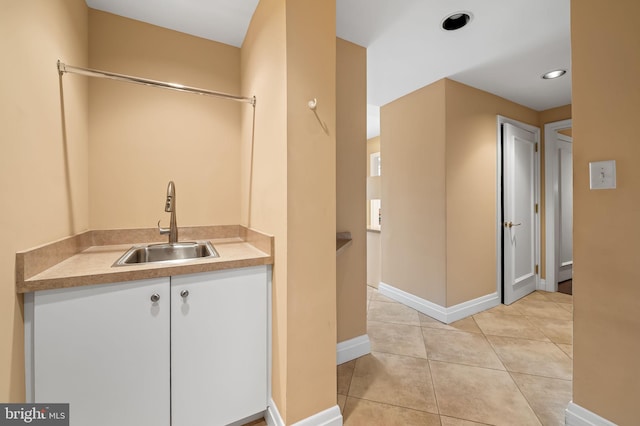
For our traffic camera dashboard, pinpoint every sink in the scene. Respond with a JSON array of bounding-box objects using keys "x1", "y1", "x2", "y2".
[{"x1": 113, "y1": 241, "x2": 219, "y2": 266}]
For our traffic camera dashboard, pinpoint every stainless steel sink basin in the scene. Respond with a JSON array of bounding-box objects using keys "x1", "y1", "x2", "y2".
[{"x1": 113, "y1": 241, "x2": 219, "y2": 266}]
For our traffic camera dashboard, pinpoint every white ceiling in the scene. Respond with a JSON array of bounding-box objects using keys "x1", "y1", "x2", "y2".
[
  {"x1": 86, "y1": 0, "x2": 572, "y2": 138},
  {"x1": 85, "y1": 0, "x2": 260, "y2": 47}
]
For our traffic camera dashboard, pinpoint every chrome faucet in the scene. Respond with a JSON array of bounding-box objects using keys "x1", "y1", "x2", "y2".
[{"x1": 158, "y1": 181, "x2": 178, "y2": 244}]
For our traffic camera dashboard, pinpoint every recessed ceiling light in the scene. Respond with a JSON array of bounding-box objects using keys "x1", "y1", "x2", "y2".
[
  {"x1": 442, "y1": 12, "x2": 473, "y2": 31},
  {"x1": 542, "y1": 69, "x2": 567, "y2": 79}
]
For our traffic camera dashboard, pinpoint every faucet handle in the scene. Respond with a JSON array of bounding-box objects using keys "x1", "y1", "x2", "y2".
[{"x1": 158, "y1": 220, "x2": 170, "y2": 235}]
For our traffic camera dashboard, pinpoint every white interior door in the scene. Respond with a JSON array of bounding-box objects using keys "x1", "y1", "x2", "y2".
[{"x1": 503, "y1": 122, "x2": 539, "y2": 304}]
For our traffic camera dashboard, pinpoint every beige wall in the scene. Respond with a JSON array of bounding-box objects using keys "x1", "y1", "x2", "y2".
[
  {"x1": 381, "y1": 79, "x2": 543, "y2": 307},
  {"x1": 89, "y1": 10, "x2": 242, "y2": 229},
  {"x1": 539, "y1": 104, "x2": 572, "y2": 127},
  {"x1": 381, "y1": 80, "x2": 447, "y2": 304},
  {"x1": 0, "y1": 0, "x2": 89, "y2": 401},
  {"x1": 240, "y1": 0, "x2": 289, "y2": 417},
  {"x1": 336, "y1": 39, "x2": 367, "y2": 343},
  {"x1": 285, "y1": 1, "x2": 337, "y2": 421},
  {"x1": 242, "y1": 0, "x2": 337, "y2": 423},
  {"x1": 382, "y1": 81, "x2": 571, "y2": 308},
  {"x1": 571, "y1": 0, "x2": 640, "y2": 422},
  {"x1": 444, "y1": 79, "x2": 539, "y2": 305}
]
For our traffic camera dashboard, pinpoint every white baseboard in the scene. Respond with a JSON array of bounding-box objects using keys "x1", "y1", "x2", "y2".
[
  {"x1": 292, "y1": 405, "x2": 342, "y2": 426},
  {"x1": 566, "y1": 402, "x2": 617, "y2": 426},
  {"x1": 378, "y1": 282, "x2": 500, "y2": 324},
  {"x1": 266, "y1": 398, "x2": 284, "y2": 426},
  {"x1": 336, "y1": 334, "x2": 371, "y2": 365},
  {"x1": 538, "y1": 278, "x2": 546, "y2": 291},
  {"x1": 267, "y1": 399, "x2": 342, "y2": 426}
]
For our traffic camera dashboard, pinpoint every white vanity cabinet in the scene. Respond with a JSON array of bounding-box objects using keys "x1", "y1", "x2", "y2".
[
  {"x1": 171, "y1": 267, "x2": 268, "y2": 425},
  {"x1": 32, "y1": 278, "x2": 171, "y2": 426},
  {"x1": 28, "y1": 266, "x2": 269, "y2": 426}
]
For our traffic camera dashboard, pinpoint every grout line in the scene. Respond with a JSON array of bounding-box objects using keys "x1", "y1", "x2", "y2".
[
  {"x1": 424, "y1": 359, "x2": 441, "y2": 417},
  {"x1": 341, "y1": 395, "x2": 440, "y2": 417},
  {"x1": 362, "y1": 287, "x2": 574, "y2": 424},
  {"x1": 506, "y1": 369, "x2": 546, "y2": 426}
]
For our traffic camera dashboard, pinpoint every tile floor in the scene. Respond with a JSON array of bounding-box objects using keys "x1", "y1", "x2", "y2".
[
  {"x1": 246, "y1": 287, "x2": 572, "y2": 426},
  {"x1": 338, "y1": 287, "x2": 573, "y2": 426}
]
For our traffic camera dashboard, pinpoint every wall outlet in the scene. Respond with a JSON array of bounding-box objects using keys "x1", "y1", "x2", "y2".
[{"x1": 589, "y1": 160, "x2": 616, "y2": 190}]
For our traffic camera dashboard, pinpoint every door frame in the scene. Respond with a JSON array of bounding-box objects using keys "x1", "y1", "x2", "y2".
[
  {"x1": 496, "y1": 116, "x2": 541, "y2": 303},
  {"x1": 544, "y1": 119, "x2": 572, "y2": 292}
]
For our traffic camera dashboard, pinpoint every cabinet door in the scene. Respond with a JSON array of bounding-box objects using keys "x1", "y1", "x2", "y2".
[
  {"x1": 34, "y1": 278, "x2": 170, "y2": 426},
  {"x1": 171, "y1": 266, "x2": 268, "y2": 426}
]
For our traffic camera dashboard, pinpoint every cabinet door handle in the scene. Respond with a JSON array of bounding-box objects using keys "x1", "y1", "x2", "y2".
[
  {"x1": 150, "y1": 293, "x2": 160, "y2": 303},
  {"x1": 180, "y1": 290, "x2": 189, "y2": 298}
]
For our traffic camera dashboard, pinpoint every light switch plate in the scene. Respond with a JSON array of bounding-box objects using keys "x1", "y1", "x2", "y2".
[{"x1": 589, "y1": 160, "x2": 616, "y2": 190}]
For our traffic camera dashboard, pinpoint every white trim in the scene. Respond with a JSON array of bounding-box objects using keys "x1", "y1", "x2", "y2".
[
  {"x1": 545, "y1": 119, "x2": 573, "y2": 292},
  {"x1": 266, "y1": 398, "x2": 284, "y2": 426},
  {"x1": 292, "y1": 405, "x2": 342, "y2": 426},
  {"x1": 336, "y1": 334, "x2": 371, "y2": 365},
  {"x1": 566, "y1": 401, "x2": 618, "y2": 426},
  {"x1": 24, "y1": 292, "x2": 34, "y2": 403},
  {"x1": 266, "y1": 265, "x2": 273, "y2": 414},
  {"x1": 497, "y1": 116, "x2": 541, "y2": 303},
  {"x1": 267, "y1": 399, "x2": 343, "y2": 426},
  {"x1": 379, "y1": 282, "x2": 499, "y2": 324}
]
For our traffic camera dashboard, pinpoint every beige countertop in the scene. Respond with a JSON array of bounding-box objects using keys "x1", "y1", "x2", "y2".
[{"x1": 16, "y1": 225, "x2": 273, "y2": 293}]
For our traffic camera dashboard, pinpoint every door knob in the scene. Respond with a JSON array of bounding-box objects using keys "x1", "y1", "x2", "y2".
[
  {"x1": 150, "y1": 293, "x2": 160, "y2": 303},
  {"x1": 504, "y1": 221, "x2": 522, "y2": 228},
  {"x1": 180, "y1": 290, "x2": 189, "y2": 298}
]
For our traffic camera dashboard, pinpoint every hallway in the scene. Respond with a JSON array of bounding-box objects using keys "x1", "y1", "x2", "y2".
[{"x1": 338, "y1": 287, "x2": 573, "y2": 425}]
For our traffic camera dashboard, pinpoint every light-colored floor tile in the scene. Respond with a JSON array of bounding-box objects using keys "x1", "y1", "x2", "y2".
[
  {"x1": 558, "y1": 303, "x2": 573, "y2": 314},
  {"x1": 368, "y1": 320, "x2": 427, "y2": 358},
  {"x1": 511, "y1": 373, "x2": 572, "y2": 426},
  {"x1": 343, "y1": 397, "x2": 441, "y2": 426},
  {"x1": 543, "y1": 291, "x2": 573, "y2": 304},
  {"x1": 349, "y1": 352, "x2": 438, "y2": 413},
  {"x1": 528, "y1": 291, "x2": 555, "y2": 301},
  {"x1": 512, "y1": 299, "x2": 573, "y2": 321},
  {"x1": 420, "y1": 314, "x2": 482, "y2": 333},
  {"x1": 484, "y1": 303, "x2": 523, "y2": 316},
  {"x1": 430, "y1": 361, "x2": 541, "y2": 426},
  {"x1": 338, "y1": 359, "x2": 356, "y2": 395},
  {"x1": 440, "y1": 416, "x2": 491, "y2": 426},
  {"x1": 473, "y1": 312, "x2": 550, "y2": 341},
  {"x1": 556, "y1": 343, "x2": 573, "y2": 359},
  {"x1": 368, "y1": 300, "x2": 420, "y2": 326},
  {"x1": 338, "y1": 394, "x2": 347, "y2": 414},
  {"x1": 345, "y1": 287, "x2": 573, "y2": 425},
  {"x1": 527, "y1": 316, "x2": 573, "y2": 344},
  {"x1": 487, "y1": 335, "x2": 573, "y2": 380},
  {"x1": 422, "y1": 328, "x2": 504, "y2": 370},
  {"x1": 371, "y1": 291, "x2": 399, "y2": 303}
]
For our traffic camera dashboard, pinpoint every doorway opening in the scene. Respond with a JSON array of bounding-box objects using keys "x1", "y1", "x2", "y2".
[{"x1": 544, "y1": 119, "x2": 573, "y2": 294}]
